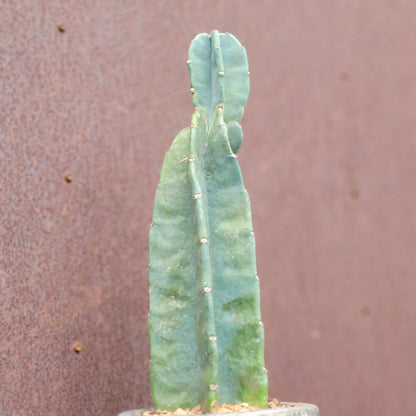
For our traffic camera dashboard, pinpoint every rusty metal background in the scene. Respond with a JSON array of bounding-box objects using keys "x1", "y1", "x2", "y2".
[{"x1": 1, "y1": 1, "x2": 415, "y2": 415}]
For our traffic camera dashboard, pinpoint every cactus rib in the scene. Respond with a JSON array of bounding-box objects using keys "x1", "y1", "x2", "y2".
[{"x1": 189, "y1": 110, "x2": 219, "y2": 411}]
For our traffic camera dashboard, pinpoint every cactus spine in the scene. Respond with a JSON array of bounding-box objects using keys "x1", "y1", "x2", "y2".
[{"x1": 148, "y1": 31, "x2": 268, "y2": 413}]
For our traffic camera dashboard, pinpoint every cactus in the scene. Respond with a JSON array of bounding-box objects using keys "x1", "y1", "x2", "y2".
[{"x1": 148, "y1": 31, "x2": 268, "y2": 413}]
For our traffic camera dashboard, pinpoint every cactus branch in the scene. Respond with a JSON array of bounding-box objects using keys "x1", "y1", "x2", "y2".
[{"x1": 188, "y1": 30, "x2": 250, "y2": 124}]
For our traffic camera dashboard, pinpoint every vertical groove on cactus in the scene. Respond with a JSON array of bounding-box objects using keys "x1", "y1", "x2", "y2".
[
  {"x1": 211, "y1": 31, "x2": 225, "y2": 112},
  {"x1": 188, "y1": 110, "x2": 219, "y2": 411},
  {"x1": 149, "y1": 31, "x2": 268, "y2": 413}
]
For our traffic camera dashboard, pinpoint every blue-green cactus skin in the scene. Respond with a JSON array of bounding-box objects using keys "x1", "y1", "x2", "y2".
[
  {"x1": 149, "y1": 31, "x2": 268, "y2": 413},
  {"x1": 188, "y1": 31, "x2": 250, "y2": 124}
]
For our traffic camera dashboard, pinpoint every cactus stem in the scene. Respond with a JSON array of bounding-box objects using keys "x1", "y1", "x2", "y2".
[{"x1": 149, "y1": 31, "x2": 267, "y2": 411}]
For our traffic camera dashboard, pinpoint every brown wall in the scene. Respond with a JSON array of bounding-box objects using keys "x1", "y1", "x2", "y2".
[{"x1": 1, "y1": 1, "x2": 415, "y2": 415}]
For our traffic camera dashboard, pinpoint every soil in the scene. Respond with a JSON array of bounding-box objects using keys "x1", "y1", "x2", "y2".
[{"x1": 143, "y1": 399, "x2": 297, "y2": 415}]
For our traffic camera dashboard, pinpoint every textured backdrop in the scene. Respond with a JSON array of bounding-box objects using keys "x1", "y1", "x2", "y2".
[{"x1": 1, "y1": 1, "x2": 415, "y2": 416}]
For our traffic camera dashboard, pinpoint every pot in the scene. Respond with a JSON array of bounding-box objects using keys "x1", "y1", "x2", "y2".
[{"x1": 119, "y1": 403, "x2": 319, "y2": 416}]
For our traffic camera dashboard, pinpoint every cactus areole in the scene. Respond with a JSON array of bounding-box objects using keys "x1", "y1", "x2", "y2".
[{"x1": 148, "y1": 31, "x2": 268, "y2": 413}]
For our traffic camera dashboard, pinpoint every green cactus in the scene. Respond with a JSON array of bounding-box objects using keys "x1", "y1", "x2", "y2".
[{"x1": 148, "y1": 31, "x2": 268, "y2": 413}]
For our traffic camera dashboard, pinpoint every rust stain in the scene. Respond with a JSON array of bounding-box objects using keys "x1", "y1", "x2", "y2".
[
  {"x1": 72, "y1": 341, "x2": 83, "y2": 353},
  {"x1": 350, "y1": 188, "x2": 360, "y2": 200},
  {"x1": 340, "y1": 71, "x2": 350, "y2": 82},
  {"x1": 361, "y1": 306, "x2": 371, "y2": 317},
  {"x1": 64, "y1": 173, "x2": 73, "y2": 183}
]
